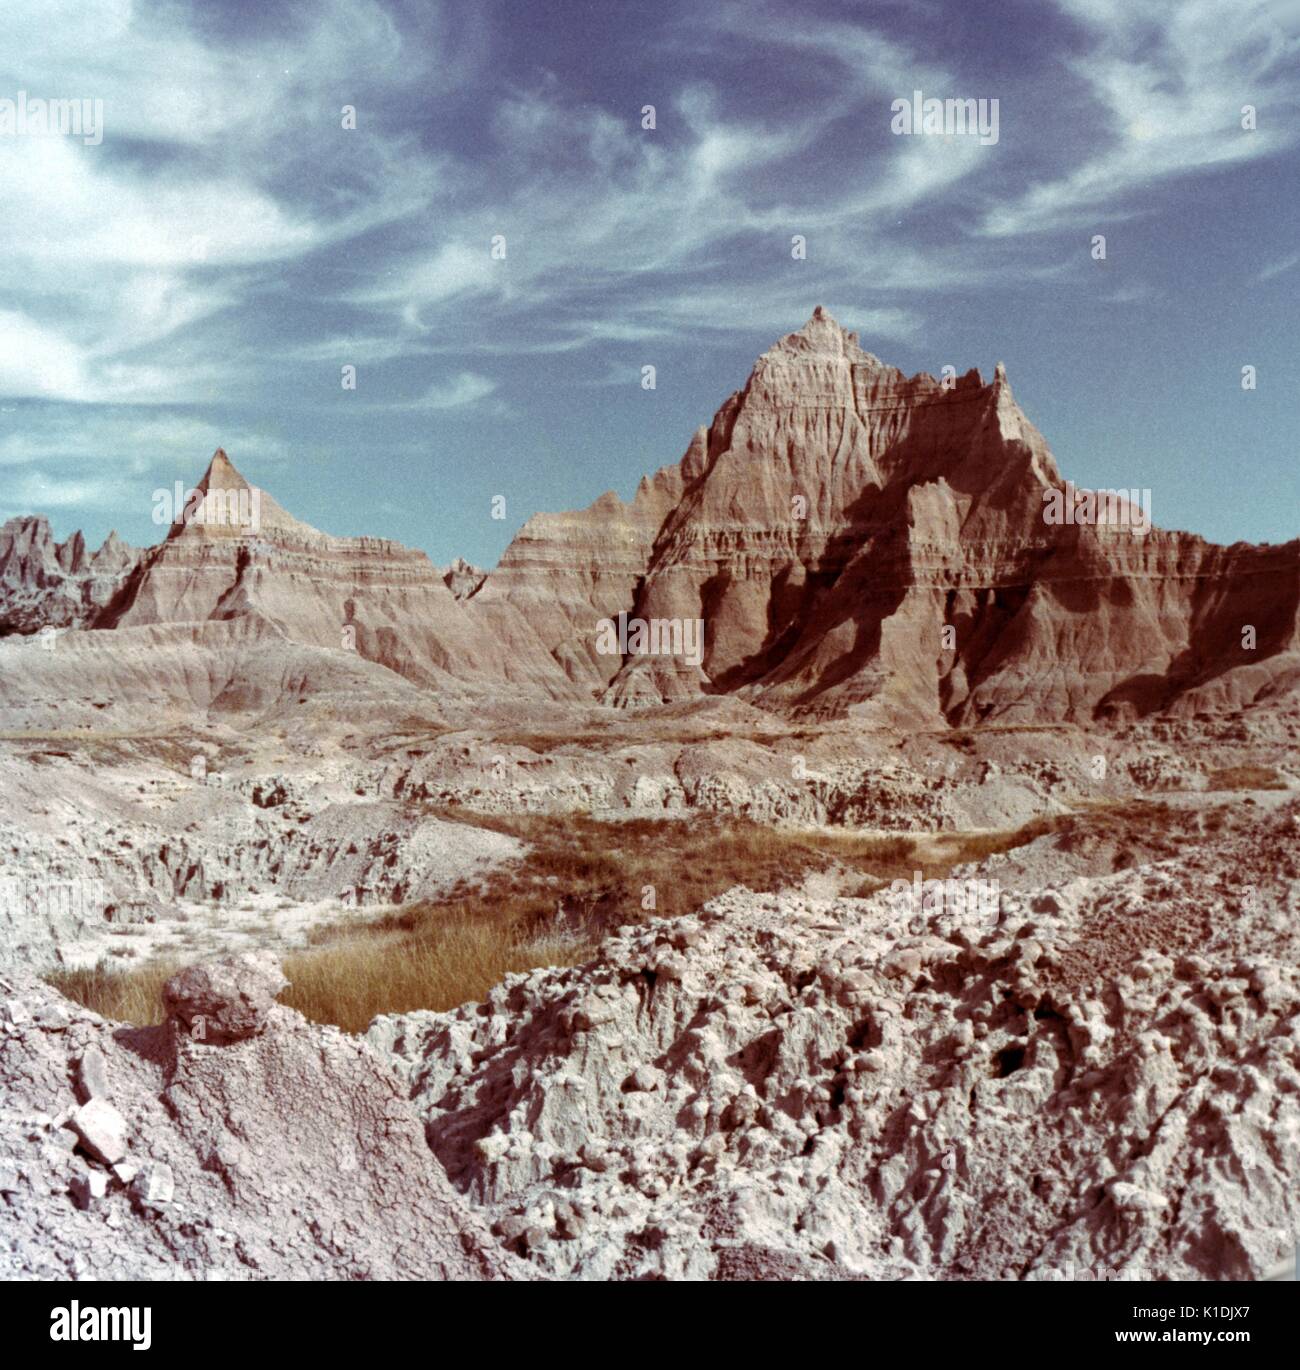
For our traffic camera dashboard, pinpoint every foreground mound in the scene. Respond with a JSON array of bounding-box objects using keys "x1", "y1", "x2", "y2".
[
  {"x1": 0, "y1": 955, "x2": 526, "y2": 1280},
  {"x1": 373, "y1": 801, "x2": 1300, "y2": 1280}
]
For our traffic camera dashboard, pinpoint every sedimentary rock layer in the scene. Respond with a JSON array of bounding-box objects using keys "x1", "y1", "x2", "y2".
[{"x1": 4, "y1": 309, "x2": 1296, "y2": 723}]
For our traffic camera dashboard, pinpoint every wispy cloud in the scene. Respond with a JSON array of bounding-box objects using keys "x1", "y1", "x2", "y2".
[
  {"x1": 0, "y1": 407, "x2": 289, "y2": 529},
  {"x1": 0, "y1": 0, "x2": 436, "y2": 403},
  {"x1": 407, "y1": 372, "x2": 498, "y2": 410},
  {"x1": 1, "y1": 0, "x2": 1296, "y2": 555},
  {"x1": 980, "y1": 0, "x2": 1299, "y2": 237},
  {"x1": 1256, "y1": 251, "x2": 1300, "y2": 283}
]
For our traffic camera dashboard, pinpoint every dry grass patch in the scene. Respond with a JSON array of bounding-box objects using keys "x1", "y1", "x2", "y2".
[
  {"x1": 403, "y1": 809, "x2": 927, "y2": 931},
  {"x1": 280, "y1": 812, "x2": 1050, "y2": 1029},
  {"x1": 49, "y1": 809, "x2": 1095, "y2": 1032},
  {"x1": 467, "y1": 726, "x2": 804, "y2": 755},
  {"x1": 1007, "y1": 798, "x2": 1211, "y2": 868},
  {"x1": 1206, "y1": 765, "x2": 1288, "y2": 791},
  {"x1": 281, "y1": 919, "x2": 592, "y2": 1033},
  {"x1": 924, "y1": 814, "x2": 1065, "y2": 866},
  {"x1": 47, "y1": 958, "x2": 182, "y2": 1026}
]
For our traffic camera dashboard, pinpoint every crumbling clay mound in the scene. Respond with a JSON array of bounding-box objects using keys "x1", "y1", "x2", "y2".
[
  {"x1": 0, "y1": 955, "x2": 528, "y2": 1280},
  {"x1": 372, "y1": 800, "x2": 1300, "y2": 1281},
  {"x1": 6, "y1": 804, "x2": 1298, "y2": 1283}
]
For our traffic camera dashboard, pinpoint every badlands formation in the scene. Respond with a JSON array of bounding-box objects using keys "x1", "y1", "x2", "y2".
[{"x1": 0, "y1": 309, "x2": 1297, "y2": 1280}]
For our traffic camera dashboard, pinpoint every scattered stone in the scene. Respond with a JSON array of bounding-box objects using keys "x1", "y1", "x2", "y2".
[
  {"x1": 70, "y1": 1170, "x2": 108, "y2": 1209},
  {"x1": 554, "y1": 1200, "x2": 586, "y2": 1239},
  {"x1": 69, "y1": 1098, "x2": 128, "y2": 1165},
  {"x1": 75, "y1": 1046, "x2": 110, "y2": 1103},
  {"x1": 625, "y1": 1064, "x2": 662, "y2": 1093},
  {"x1": 0, "y1": 997, "x2": 33, "y2": 1026},
  {"x1": 131, "y1": 1162, "x2": 174, "y2": 1206},
  {"x1": 163, "y1": 952, "x2": 288, "y2": 1045}
]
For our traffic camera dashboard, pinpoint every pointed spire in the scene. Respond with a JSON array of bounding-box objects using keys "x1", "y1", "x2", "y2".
[
  {"x1": 199, "y1": 448, "x2": 246, "y2": 491},
  {"x1": 762, "y1": 307, "x2": 879, "y2": 366},
  {"x1": 50, "y1": 529, "x2": 86, "y2": 575},
  {"x1": 91, "y1": 529, "x2": 134, "y2": 571}
]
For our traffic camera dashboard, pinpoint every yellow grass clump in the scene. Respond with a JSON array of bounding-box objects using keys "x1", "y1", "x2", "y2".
[{"x1": 47, "y1": 809, "x2": 1079, "y2": 1032}]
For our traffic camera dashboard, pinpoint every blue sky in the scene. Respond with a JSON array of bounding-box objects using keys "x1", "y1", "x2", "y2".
[{"x1": 0, "y1": 0, "x2": 1296, "y2": 567}]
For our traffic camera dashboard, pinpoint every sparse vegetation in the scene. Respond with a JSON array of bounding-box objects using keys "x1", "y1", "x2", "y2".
[
  {"x1": 273, "y1": 813, "x2": 942, "y2": 1029},
  {"x1": 48, "y1": 805, "x2": 1154, "y2": 1033},
  {"x1": 424, "y1": 726, "x2": 812, "y2": 756},
  {"x1": 280, "y1": 918, "x2": 591, "y2": 1032},
  {"x1": 47, "y1": 957, "x2": 182, "y2": 1025},
  {"x1": 1206, "y1": 765, "x2": 1288, "y2": 791}
]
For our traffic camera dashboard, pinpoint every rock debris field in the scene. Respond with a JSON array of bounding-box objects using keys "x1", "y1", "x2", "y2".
[{"x1": 2, "y1": 798, "x2": 1297, "y2": 1281}]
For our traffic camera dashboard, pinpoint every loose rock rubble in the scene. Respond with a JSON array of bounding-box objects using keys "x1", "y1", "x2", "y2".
[
  {"x1": 2, "y1": 801, "x2": 1297, "y2": 1281},
  {"x1": 70, "y1": 1098, "x2": 128, "y2": 1165},
  {"x1": 372, "y1": 799, "x2": 1300, "y2": 1281},
  {"x1": 0, "y1": 961, "x2": 528, "y2": 1280}
]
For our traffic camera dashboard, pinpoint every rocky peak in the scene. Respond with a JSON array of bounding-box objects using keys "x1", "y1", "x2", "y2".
[
  {"x1": 441, "y1": 557, "x2": 487, "y2": 601},
  {"x1": 91, "y1": 530, "x2": 135, "y2": 573},
  {"x1": 763, "y1": 305, "x2": 879, "y2": 366},
  {"x1": 0, "y1": 516, "x2": 141, "y2": 635},
  {"x1": 1, "y1": 312, "x2": 1295, "y2": 727},
  {"x1": 54, "y1": 530, "x2": 88, "y2": 576},
  {"x1": 169, "y1": 449, "x2": 306, "y2": 543},
  {"x1": 198, "y1": 448, "x2": 246, "y2": 493},
  {"x1": 0, "y1": 515, "x2": 54, "y2": 569}
]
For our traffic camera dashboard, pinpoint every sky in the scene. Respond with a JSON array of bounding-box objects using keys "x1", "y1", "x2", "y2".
[{"x1": 0, "y1": 0, "x2": 1296, "y2": 568}]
